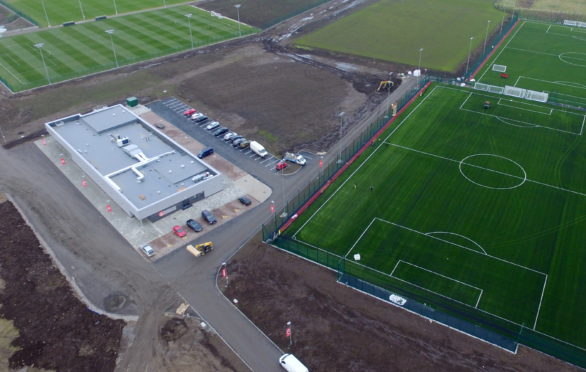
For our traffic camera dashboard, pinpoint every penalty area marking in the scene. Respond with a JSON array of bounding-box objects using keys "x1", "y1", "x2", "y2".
[
  {"x1": 461, "y1": 153, "x2": 527, "y2": 190},
  {"x1": 425, "y1": 232, "x2": 487, "y2": 255}
]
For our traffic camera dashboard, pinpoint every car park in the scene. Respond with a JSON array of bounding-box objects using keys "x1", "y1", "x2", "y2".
[
  {"x1": 183, "y1": 108, "x2": 196, "y2": 117},
  {"x1": 213, "y1": 127, "x2": 229, "y2": 137},
  {"x1": 276, "y1": 161, "x2": 288, "y2": 170},
  {"x1": 140, "y1": 244, "x2": 155, "y2": 257},
  {"x1": 239, "y1": 140, "x2": 250, "y2": 149},
  {"x1": 172, "y1": 225, "x2": 187, "y2": 237},
  {"x1": 238, "y1": 196, "x2": 252, "y2": 206},
  {"x1": 186, "y1": 219, "x2": 203, "y2": 232},
  {"x1": 224, "y1": 132, "x2": 238, "y2": 141},
  {"x1": 201, "y1": 210, "x2": 217, "y2": 225},
  {"x1": 197, "y1": 147, "x2": 214, "y2": 159},
  {"x1": 206, "y1": 121, "x2": 220, "y2": 130},
  {"x1": 194, "y1": 115, "x2": 209, "y2": 124}
]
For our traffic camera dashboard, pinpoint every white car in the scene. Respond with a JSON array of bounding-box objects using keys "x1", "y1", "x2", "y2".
[
  {"x1": 140, "y1": 245, "x2": 155, "y2": 257},
  {"x1": 223, "y1": 131, "x2": 238, "y2": 141},
  {"x1": 191, "y1": 112, "x2": 204, "y2": 120},
  {"x1": 206, "y1": 121, "x2": 220, "y2": 130}
]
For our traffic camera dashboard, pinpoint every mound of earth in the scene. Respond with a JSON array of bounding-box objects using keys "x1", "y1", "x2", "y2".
[{"x1": 0, "y1": 199, "x2": 125, "y2": 372}]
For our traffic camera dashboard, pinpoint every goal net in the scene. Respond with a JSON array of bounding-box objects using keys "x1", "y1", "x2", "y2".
[
  {"x1": 504, "y1": 85, "x2": 526, "y2": 99},
  {"x1": 492, "y1": 64, "x2": 507, "y2": 73},
  {"x1": 475, "y1": 82, "x2": 504, "y2": 94},
  {"x1": 474, "y1": 82, "x2": 489, "y2": 91},
  {"x1": 525, "y1": 90, "x2": 549, "y2": 103},
  {"x1": 564, "y1": 20, "x2": 586, "y2": 28}
]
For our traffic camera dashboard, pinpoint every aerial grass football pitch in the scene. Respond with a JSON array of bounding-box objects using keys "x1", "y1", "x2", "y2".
[
  {"x1": 0, "y1": 6, "x2": 257, "y2": 92},
  {"x1": 279, "y1": 83, "x2": 586, "y2": 356},
  {"x1": 5, "y1": 0, "x2": 189, "y2": 26},
  {"x1": 476, "y1": 20, "x2": 586, "y2": 108},
  {"x1": 293, "y1": 0, "x2": 506, "y2": 72}
]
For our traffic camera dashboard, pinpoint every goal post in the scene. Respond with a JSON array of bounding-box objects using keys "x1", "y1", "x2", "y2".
[
  {"x1": 504, "y1": 85, "x2": 526, "y2": 99},
  {"x1": 492, "y1": 64, "x2": 507, "y2": 73}
]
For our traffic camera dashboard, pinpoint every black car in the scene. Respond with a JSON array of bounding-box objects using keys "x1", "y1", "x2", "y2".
[
  {"x1": 213, "y1": 127, "x2": 229, "y2": 137},
  {"x1": 238, "y1": 196, "x2": 252, "y2": 206},
  {"x1": 186, "y1": 219, "x2": 203, "y2": 232},
  {"x1": 201, "y1": 210, "x2": 217, "y2": 225}
]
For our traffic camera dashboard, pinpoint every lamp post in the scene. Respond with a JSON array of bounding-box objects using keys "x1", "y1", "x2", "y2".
[
  {"x1": 105, "y1": 29, "x2": 119, "y2": 68},
  {"x1": 234, "y1": 4, "x2": 241, "y2": 37},
  {"x1": 500, "y1": 14, "x2": 505, "y2": 34},
  {"x1": 186, "y1": 13, "x2": 194, "y2": 49},
  {"x1": 34, "y1": 43, "x2": 51, "y2": 84},
  {"x1": 417, "y1": 47, "x2": 424, "y2": 86},
  {"x1": 41, "y1": 0, "x2": 50, "y2": 26},
  {"x1": 483, "y1": 20, "x2": 491, "y2": 55},
  {"x1": 337, "y1": 111, "x2": 345, "y2": 164},
  {"x1": 77, "y1": 0, "x2": 85, "y2": 19},
  {"x1": 112, "y1": 0, "x2": 118, "y2": 15},
  {"x1": 465, "y1": 36, "x2": 474, "y2": 78}
]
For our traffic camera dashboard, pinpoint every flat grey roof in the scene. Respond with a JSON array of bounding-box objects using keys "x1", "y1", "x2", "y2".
[{"x1": 48, "y1": 105, "x2": 217, "y2": 209}]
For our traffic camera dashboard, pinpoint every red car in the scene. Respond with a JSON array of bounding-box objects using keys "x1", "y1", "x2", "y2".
[
  {"x1": 183, "y1": 108, "x2": 196, "y2": 117},
  {"x1": 172, "y1": 225, "x2": 187, "y2": 238},
  {"x1": 276, "y1": 161, "x2": 288, "y2": 171}
]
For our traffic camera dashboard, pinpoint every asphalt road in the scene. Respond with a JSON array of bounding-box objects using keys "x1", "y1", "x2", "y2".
[{"x1": 0, "y1": 78, "x2": 417, "y2": 371}]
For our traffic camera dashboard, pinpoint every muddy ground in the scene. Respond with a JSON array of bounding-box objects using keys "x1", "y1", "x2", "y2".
[
  {"x1": 223, "y1": 237, "x2": 581, "y2": 372},
  {"x1": 0, "y1": 198, "x2": 247, "y2": 372}
]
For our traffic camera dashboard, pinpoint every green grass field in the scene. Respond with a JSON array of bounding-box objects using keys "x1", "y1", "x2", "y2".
[
  {"x1": 0, "y1": 6, "x2": 257, "y2": 92},
  {"x1": 279, "y1": 84, "x2": 586, "y2": 352},
  {"x1": 476, "y1": 21, "x2": 586, "y2": 107},
  {"x1": 4, "y1": 0, "x2": 189, "y2": 26},
  {"x1": 293, "y1": 0, "x2": 506, "y2": 72}
]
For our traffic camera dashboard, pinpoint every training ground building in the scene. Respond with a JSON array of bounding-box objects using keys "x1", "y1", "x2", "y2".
[{"x1": 46, "y1": 105, "x2": 224, "y2": 221}]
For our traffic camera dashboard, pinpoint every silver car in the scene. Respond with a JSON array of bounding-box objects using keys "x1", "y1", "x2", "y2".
[
  {"x1": 224, "y1": 131, "x2": 238, "y2": 141},
  {"x1": 140, "y1": 245, "x2": 155, "y2": 257},
  {"x1": 206, "y1": 121, "x2": 220, "y2": 130}
]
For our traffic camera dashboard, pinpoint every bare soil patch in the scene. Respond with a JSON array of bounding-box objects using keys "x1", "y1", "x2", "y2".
[
  {"x1": 0, "y1": 200, "x2": 125, "y2": 371},
  {"x1": 222, "y1": 237, "x2": 581, "y2": 372}
]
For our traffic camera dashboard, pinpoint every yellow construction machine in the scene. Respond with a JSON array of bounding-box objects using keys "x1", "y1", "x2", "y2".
[{"x1": 186, "y1": 242, "x2": 214, "y2": 257}]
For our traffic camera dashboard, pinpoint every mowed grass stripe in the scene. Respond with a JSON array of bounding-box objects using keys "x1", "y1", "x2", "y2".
[
  {"x1": 0, "y1": 44, "x2": 40, "y2": 82},
  {"x1": 27, "y1": 32, "x2": 95, "y2": 72},
  {"x1": 0, "y1": 39, "x2": 53, "y2": 80},
  {"x1": 80, "y1": 24, "x2": 156, "y2": 60},
  {"x1": 117, "y1": 14, "x2": 190, "y2": 49},
  {"x1": 147, "y1": 10, "x2": 234, "y2": 41},
  {"x1": 105, "y1": 18, "x2": 182, "y2": 55},
  {"x1": 60, "y1": 26, "x2": 124, "y2": 65}
]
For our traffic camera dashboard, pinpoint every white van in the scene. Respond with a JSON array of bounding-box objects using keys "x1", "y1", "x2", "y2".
[
  {"x1": 279, "y1": 354, "x2": 309, "y2": 372},
  {"x1": 250, "y1": 140, "x2": 268, "y2": 158}
]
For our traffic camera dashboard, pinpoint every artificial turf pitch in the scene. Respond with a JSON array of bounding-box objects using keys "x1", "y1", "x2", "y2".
[
  {"x1": 280, "y1": 84, "x2": 586, "y2": 351},
  {"x1": 0, "y1": 6, "x2": 257, "y2": 92},
  {"x1": 476, "y1": 20, "x2": 586, "y2": 107},
  {"x1": 293, "y1": 0, "x2": 506, "y2": 72}
]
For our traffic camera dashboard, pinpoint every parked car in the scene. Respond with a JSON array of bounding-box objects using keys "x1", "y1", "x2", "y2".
[
  {"x1": 206, "y1": 121, "x2": 220, "y2": 130},
  {"x1": 238, "y1": 140, "x2": 250, "y2": 149},
  {"x1": 228, "y1": 135, "x2": 243, "y2": 143},
  {"x1": 172, "y1": 225, "x2": 187, "y2": 238},
  {"x1": 276, "y1": 161, "x2": 288, "y2": 171},
  {"x1": 213, "y1": 127, "x2": 229, "y2": 137},
  {"x1": 223, "y1": 132, "x2": 238, "y2": 141},
  {"x1": 238, "y1": 196, "x2": 252, "y2": 206},
  {"x1": 183, "y1": 108, "x2": 196, "y2": 117},
  {"x1": 197, "y1": 147, "x2": 214, "y2": 159},
  {"x1": 232, "y1": 137, "x2": 246, "y2": 147},
  {"x1": 191, "y1": 112, "x2": 204, "y2": 120},
  {"x1": 186, "y1": 219, "x2": 203, "y2": 232},
  {"x1": 201, "y1": 210, "x2": 217, "y2": 225},
  {"x1": 194, "y1": 115, "x2": 209, "y2": 124},
  {"x1": 140, "y1": 244, "x2": 155, "y2": 257}
]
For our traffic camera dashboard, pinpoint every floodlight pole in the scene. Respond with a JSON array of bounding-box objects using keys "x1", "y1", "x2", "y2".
[
  {"x1": 465, "y1": 36, "x2": 474, "y2": 78},
  {"x1": 234, "y1": 4, "x2": 241, "y2": 37},
  {"x1": 78, "y1": 0, "x2": 85, "y2": 19},
  {"x1": 281, "y1": 165, "x2": 286, "y2": 215},
  {"x1": 483, "y1": 20, "x2": 491, "y2": 56},
  {"x1": 500, "y1": 14, "x2": 505, "y2": 34},
  {"x1": 41, "y1": 0, "x2": 50, "y2": 27},
  {"x1": 163, "y1": 0, "x2": 166, "y2": 7},
  {"x1": 105, "y1": 29, "x2": 119, "y2": 68},
  {"x1": 417, "y1": 47, "x2": 423, "y2": 86},
  {"x1": 338, "y1": 111, "x2": 345, "y2": 164},
  {"x1": 35, "y1": 43, "x2": 51, "y2": 84},
  {"x1": 186, "y1": 14, "x2": 194, "y2": 49},
  {"x1": 112, "y1": 0, "x2": 118, "y2": 15}
]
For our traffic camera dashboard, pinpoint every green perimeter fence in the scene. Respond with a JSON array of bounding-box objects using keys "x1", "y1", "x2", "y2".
[
  {"x1": 0, "y1": 0, "x2": 38, "y2": 25},
  {"x1": 262, "y1": 79, "x2": 586, "y2": 367}
]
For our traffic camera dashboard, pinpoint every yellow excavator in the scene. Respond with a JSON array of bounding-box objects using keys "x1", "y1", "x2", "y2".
[
  {"x1": 186, "y1": 242, "x2": 214, "y2": 257},
  {"x1": 376, "y1": 80, "x2": 394, "y2": 92}
]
